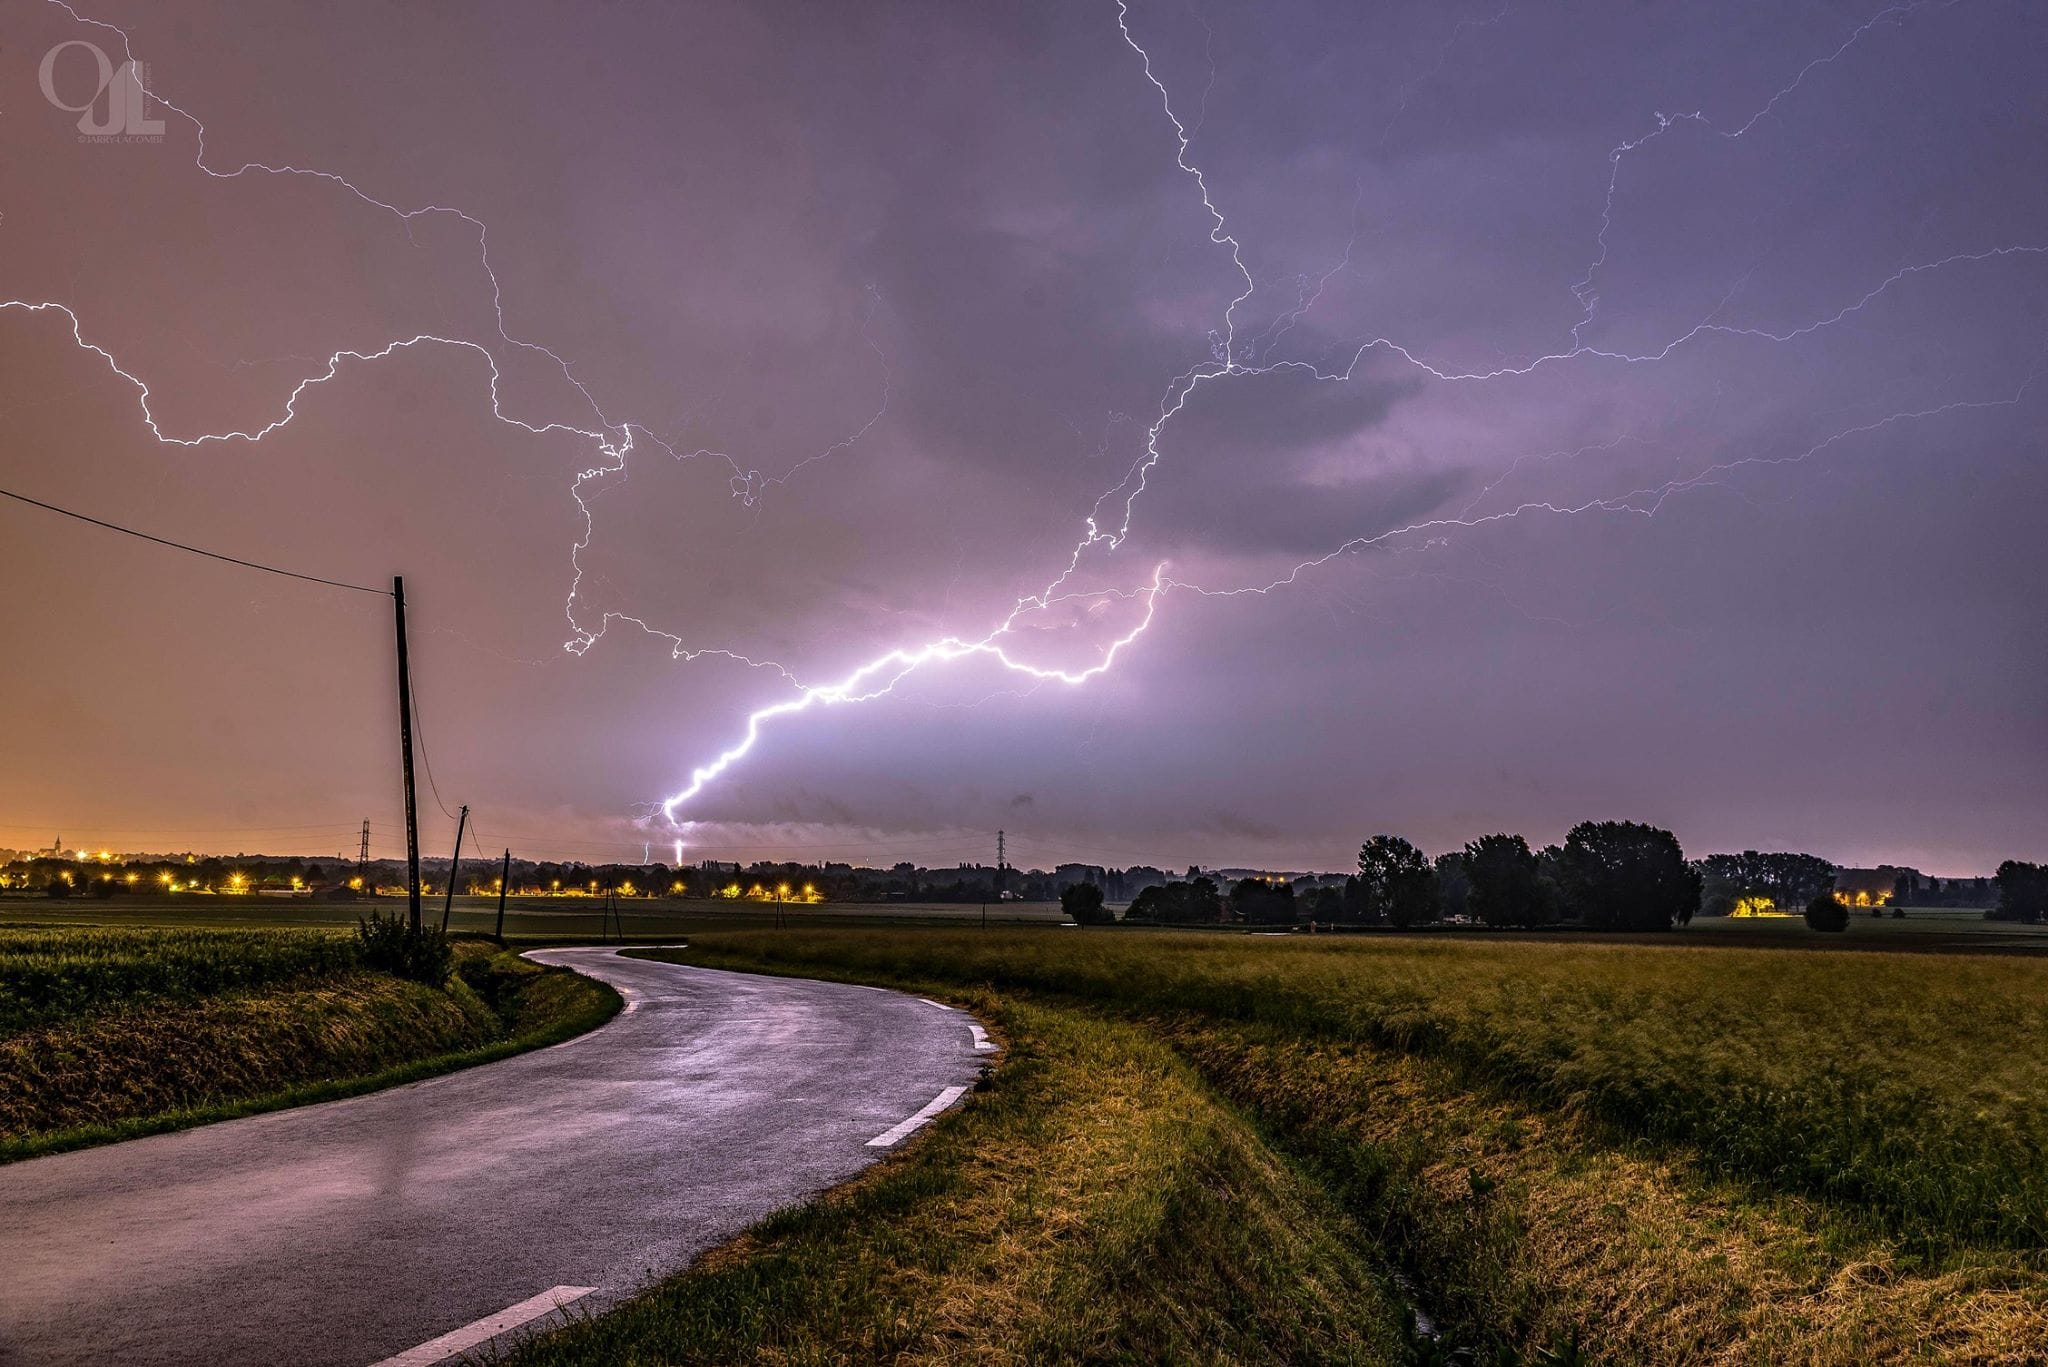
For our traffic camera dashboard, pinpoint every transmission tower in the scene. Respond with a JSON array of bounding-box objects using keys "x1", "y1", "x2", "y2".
[
  {"x1": 996, "y1": 829, "x2": 1007, "y2": 898},
  {"x1": 357, "y1": 820, "x2": 371, "y2": 889}
]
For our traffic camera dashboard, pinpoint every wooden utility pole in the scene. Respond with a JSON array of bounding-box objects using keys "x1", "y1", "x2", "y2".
[
  {"x1": 393, "y1": 577, "x2": 422, "y2": 930},
  {"x1": 440, "y1": 804, "x2": 468, "y2": 932},
  {"x1": 495, "y1": 848, "x2": 511, "y2": 940}
]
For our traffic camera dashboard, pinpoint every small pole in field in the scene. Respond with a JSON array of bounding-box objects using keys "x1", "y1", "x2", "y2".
[
  {"x1": 440, "y1": 804, "x2": 468, "y2": 933},
  {"x1": 495, "y1": 848, "x2": 511, "y2": 940}
]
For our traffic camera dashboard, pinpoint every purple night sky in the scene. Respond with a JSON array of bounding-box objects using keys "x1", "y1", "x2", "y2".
[{"x1": 2, "y1": 0, "x2": 2043, "y2": 874}]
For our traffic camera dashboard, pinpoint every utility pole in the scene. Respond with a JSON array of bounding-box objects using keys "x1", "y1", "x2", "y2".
[
  {"x1": 393, "y1": 577, "x2": 422, "y2": 930},
  {"x1": 440, "y1": 804, "x2": 468, "y2": 932},
  {"x1": 495, "y1": 848, "x2": 511, "y2": 940}
]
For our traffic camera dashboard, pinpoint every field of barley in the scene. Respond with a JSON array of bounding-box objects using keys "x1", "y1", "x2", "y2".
[{"x1": 637, "y1": 929, "x2": 2048, "y2": 1364}]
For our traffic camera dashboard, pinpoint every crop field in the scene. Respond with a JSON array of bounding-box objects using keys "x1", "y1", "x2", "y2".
[
  {"x1": 0, "y1": 925, "x2": 615, "y2": 1158},
  {"x1": 616, "y1": 928, "x2": 2048, "y2": 1363},
  {"x1": 0, "y1": 925, "x2": 361, "y2": 1034},
  {"x1": 0, "y1": 894, "x2": 1067, "y2": 939}
]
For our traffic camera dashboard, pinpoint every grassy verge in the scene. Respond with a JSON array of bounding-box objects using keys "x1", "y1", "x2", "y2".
[
  {"x1": 1176, "y1": 1021, "x2": 2048, "y2": 1364},
  {"x1": 621, "y1": 930, "x2": 2048, "y2": 1363},
  {"x1": 0, "y1": 934, "x2": 619, "y2": 1161},
  {"x1": 512, "y1": 992, "x2": 1412, "y2": 1366},
  {"x1": 669, "y1": 930, "x2": 2048, "y2": 1256}
]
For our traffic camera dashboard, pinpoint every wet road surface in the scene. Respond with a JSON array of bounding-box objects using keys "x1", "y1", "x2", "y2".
[{"x1": 0, "y1": 949, "x2": 988, "y2": 1366}]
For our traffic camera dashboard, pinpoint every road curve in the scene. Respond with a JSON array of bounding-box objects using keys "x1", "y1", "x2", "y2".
[{"x1": 0, "y1": 949, "x2": 989, "y2": 1366}]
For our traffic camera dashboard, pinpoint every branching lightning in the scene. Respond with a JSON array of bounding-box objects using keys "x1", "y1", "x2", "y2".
[{"x1": 8, "y1": 0, "x2": 2041, "y2": 851}]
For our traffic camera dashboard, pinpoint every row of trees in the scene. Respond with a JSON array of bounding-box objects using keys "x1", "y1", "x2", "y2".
[
  {"x1": 1695, "y1": 851, "x2": 1837, "y2": 916},
  {"x1": 1095, "y1": 821, "x2": 1705, "y2": 931}
]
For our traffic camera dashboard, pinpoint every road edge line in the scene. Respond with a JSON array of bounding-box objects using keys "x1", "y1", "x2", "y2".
[
  {"x1": 865, "y1": 1084, "x2": 970, "y2": 1148},
  {"x1": 370, "y1": 1285, "x2": 597, "y2": 1366}
]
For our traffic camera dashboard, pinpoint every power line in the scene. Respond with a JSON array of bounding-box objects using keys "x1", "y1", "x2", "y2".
[
  {"x1": 408, "y1": 689, "x2": 458, "y2": 822},
  {"x1": 0, "y1": 486, "x2": 387, "y2": 596}
]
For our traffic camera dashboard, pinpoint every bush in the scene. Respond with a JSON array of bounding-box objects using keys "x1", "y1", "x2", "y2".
[
  {"x1": 1804, "y1": 893, "x2": 1849, "y2": 932},
  {"x1": 356, "y1": 912, "x2": 453, "y2": 984}
]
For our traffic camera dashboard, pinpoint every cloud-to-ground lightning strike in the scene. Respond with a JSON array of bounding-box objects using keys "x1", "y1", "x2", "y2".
[{"x1": 7, "y1": 0, "x2": 2041, "y2": 848}]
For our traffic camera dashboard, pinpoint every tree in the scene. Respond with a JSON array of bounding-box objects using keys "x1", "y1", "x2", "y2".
[
  {"x1": 1126, "y1": 877, "x2": 1224, "y2": 924},
  {"x1": 1992, "y1": 861, "x2": 2047, "y2": 924},
  {"x1": 1433, "y1": 852, "x2": 1470, "y2": 919},
  {"x1": 1061, "y1": 882, "x2": 1111, "y2": 925},
  {"x1": 1464, "y1": 834, "x2": 1544, "y2": 927},
  {"x1": 1805, "y1": 892, "x2": 1849, "y2": 932},
  {"x1": 1558, "y1": 821, "x2": 1701, "y2": 931},
  {"x1": 1337, "y1": 873, "x2": 1370, "y2": 924},
  {"x1": 1302, "y1": 885, "x2": 1344, "y2": 922},
  {"x1": 1358, "y1": 835, "x2": 1438, "y2": 928},
  {"x1": 1229, "y1": 877, "x2": 1296, "y2": 925}
]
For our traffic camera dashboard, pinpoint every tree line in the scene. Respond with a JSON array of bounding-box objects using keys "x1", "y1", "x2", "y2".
[
  {"x1": 1080, "y1": 821, "x2": 1705, "y2": 931},
  {"x1": 1065, "y1": 831, "x2": 2045, "y2": 933}
]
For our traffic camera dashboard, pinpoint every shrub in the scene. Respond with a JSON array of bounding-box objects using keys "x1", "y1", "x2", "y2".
[
  {"x1": 1804, "y1": 893, "x2": 1849, "y2": 932},
  {"x1": 356, "y1": 913, "x2": 453, "y2": 985}
]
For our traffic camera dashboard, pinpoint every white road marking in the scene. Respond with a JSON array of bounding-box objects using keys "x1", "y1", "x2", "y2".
[
  {"x1": 865, "y1": 1085, "x2": 969, "y2": 1148},
  {"x1": 371, "y1": 1285, "x2": 596, "y2": 1366},
  {"x1": 969, "y1": 1023, "x2": 996, "y2": 1052},
  {"x1": 917, "y1": 998, "x2": 954, "y2": 1010}
]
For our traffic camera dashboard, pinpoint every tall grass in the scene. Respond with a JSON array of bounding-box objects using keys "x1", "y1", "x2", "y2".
[
  {"x1": 0, "y1": 932, "x2": 618, "y2": 1157},
  {"x1": 679, "y1": 929, "x2": 2048, "y2": 1258},
  {"x1": 0, "y1": 927, "x2": 360, "y2": 1033},
  {"x1": 512, "y1": 995, "x2": 1409, "y2": 1365}
]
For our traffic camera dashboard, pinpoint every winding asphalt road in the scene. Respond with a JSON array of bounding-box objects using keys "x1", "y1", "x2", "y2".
[{"x1": 0, "y1": 950, "x2": 991, "y2": 1366}]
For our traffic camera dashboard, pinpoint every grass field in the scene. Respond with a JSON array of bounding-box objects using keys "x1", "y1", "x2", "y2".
[
  {"x1": 0, "y1": 926, "x2": 618, "y2": 1158},
  {"x1": 584, "y1": 928, "x2": 2048, "y2": 1364},
  {"x1": 0, "y1": 893, "x2": 1067, "y2": 939}
]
